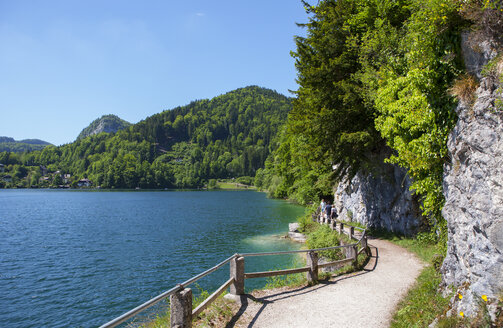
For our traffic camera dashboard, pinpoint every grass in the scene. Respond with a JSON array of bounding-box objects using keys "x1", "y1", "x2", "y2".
[
  {"x1": 214, "y1": 181, "x2": 255, "y2": 190},
  {"x1": 305, "y1": 224, "x2": 345, "y2": 260},
  {"x1": 390, "y1": 265, "x2": 451, "y2": 328},
  {"x1": 264, "y1": 272, "x2": 307, "y2": 289},
  {"x1": 192, "y1": 293, "x2": 237, "y2": 328}
]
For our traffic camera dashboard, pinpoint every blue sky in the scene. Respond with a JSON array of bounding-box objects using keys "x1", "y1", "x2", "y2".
[{"x1": 0, "y1": 0, "x2": 307, "y2": 145}]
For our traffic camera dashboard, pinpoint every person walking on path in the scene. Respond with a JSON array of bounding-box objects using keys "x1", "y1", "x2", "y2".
[
  {"x1": 324, "y1": 201, "x2": 332, "y2": 220},
  {"x1": 319, "y1": 199, "x2": 326, "y2": 221}
]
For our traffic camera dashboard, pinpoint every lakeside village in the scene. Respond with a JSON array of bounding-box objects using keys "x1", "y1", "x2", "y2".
[
  {"x1": 0, "y1": 163, "x2": 92, "y2": 189},
  {"x1": 0, "y1": 163, "x2": 252, "y2": 190}
]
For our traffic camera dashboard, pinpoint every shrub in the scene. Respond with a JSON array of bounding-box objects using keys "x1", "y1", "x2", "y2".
[
  {"x1": 207, "y1": 179, "x2": 217, "y2": 189},
  {"x1": 236, "y1": 176, "x2": 253, "y2": 186},
  {"x1": 306, "y1": 225, "x2": 343, "y2": 261},
  {"x1": 298, "y1": 215, "x2": 317, "y2": 234}
]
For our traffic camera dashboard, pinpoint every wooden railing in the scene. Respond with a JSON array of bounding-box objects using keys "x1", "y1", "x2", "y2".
[{"x1": 99, "y1": 218, "x2": 369, "y2": 328}]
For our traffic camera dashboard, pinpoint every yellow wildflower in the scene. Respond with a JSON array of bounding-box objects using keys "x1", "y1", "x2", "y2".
[
  {"x1": 482, "y1": 295, "x2": 488, "y2": 302},
  {"x1": 460, "y1": 311, "x2": 464, "y2": 317},
  {"x1": 458, "y1": 294, "x2": 463, "y2": 300}
]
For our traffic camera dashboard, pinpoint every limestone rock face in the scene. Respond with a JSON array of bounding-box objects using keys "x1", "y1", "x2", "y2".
[
  {"x1": 333, "y1": 153, "x2": 423, "y2": 235},
  {"x1": 441, "y1": 34, "x2": 503, "y2": 317},
  {"x1": 77, "y1": 114, "x2": 131, "y2": 140}
]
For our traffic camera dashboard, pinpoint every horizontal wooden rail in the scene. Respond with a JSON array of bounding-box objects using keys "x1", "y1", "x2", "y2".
[
  {"x1": 192, "y1": 278, "x2": 234, "y2": 317},
  {"x1": 240, "y1": 243, "x2": 353, "y2": 257},
  {"x1": 244, "y1": 267, "x2": 310, "y2": 279},
  {"x1": 180, "y1": 254, "x2": 236, "y2": 288},
  {"x1": 318, "y1": 258, "x2": 353, "y2": 269}
]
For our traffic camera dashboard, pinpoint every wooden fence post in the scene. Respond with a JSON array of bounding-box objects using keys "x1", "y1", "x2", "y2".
[
  {"x1": 330, "y1": 219, "x2": 335, "y2": 231},
  {"x1": 306, "y1": 251, "x2": 318, "y2": 283},
  {"x1": 345, "y1": 244, "x2": 357, "y2": 268},
  {"x1": 349, "y1": 226, "x2": 354, "y2": 240},
  {"x1": 363, "y1": 234, "x2": 371, "y2": 256},
  {"x1": 170, "y1": 287, "x2": 192, "y2": 328},
  {"x1": 361, "y1": 234, "x2": 367, "y2": 251},
  {"x1": 230, "y1": 256, "x2": 244, "y2": 296},
  {"x1": 338, "y1": 222, "x2": 344, "y2": 235}
]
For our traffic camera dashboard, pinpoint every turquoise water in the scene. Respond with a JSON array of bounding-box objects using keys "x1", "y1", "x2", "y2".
[{"x1": 0, "y1": 190, "x2": 305, "y2": 327}]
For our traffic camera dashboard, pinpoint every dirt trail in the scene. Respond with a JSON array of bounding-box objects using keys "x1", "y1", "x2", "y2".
[{"x1": 228, "y1": 238, "x2": 424, "y2": 328}]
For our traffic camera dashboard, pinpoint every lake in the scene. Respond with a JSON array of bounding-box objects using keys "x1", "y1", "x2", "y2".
[{"x1": 0, "y1": 190, "x2": 305, "y2": 327}]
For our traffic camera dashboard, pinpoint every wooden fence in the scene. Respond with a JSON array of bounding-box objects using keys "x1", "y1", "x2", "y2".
[{"x1": 99, "y1": 218, "x2": 368, "y2": 328}]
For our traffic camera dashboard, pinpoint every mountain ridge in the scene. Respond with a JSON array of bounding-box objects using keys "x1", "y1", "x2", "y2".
[{"x1": 0, "y1": 136, "x2": 52, "y2": 152}]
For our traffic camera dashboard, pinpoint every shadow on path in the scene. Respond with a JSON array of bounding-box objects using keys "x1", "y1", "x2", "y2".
[{"x1": 225, "y1": 243, "x2": 380, "y2": 327}]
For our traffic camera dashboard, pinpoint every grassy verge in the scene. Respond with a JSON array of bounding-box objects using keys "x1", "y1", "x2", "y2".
[
  {"x1": 390, "y1": 264, "x2": 451, "y2": 328},
  {"x1": 367, "y1": 231, "x2": 452, "y2": 328},
  {"x1": 192, "y1": 293, "x2": 237, "y2": 328},
  {"x1": 214, "y1": 181, "x2": 255, "y2": 190}
]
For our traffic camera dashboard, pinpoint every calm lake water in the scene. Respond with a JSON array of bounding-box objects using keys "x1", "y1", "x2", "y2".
[{"x1": 0, "y1": 190, "x2": 305, "y2": 328}]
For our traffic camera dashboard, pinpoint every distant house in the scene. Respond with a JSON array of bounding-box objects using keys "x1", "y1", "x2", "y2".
[
  {"x1": 40, "y1": 176, "x2": 50, "y2": 182},
  {"x1": 0, "y1": 164, "x2": 4, "y2": 173},
  {"x1": 2, "y1": 174, "x2": 12, "y2": 182},
  {"x1": 63, "y1": 174, "x2": 71, "y2": 184},
  {"x1": 77, "y1": 178, "x2": 92, "y2": 187}
]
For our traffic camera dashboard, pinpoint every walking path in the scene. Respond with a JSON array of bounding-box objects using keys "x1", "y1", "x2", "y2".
[{"x1": 228, "y1": 238, "x2": 424, "y2": 328}]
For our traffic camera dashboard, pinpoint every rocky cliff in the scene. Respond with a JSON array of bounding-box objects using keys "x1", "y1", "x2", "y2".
[
  {"x1": 333, "y1": 150, "x2": 423, "y2": 236},
  {"x1": 441, "y1": 33, "x2": 503, "y2": 318},
  {"x1": 77, "y1": 114, "x2": 131, "y2": 140}
]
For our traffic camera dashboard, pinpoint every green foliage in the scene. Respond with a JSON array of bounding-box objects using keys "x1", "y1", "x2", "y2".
[
  {"x1": 236, "y1": 176, "x2": 253, "y2": 185},
  {"x1": 374, "y1": 0, "x2": 465, "y2": 249},
  {"x1": 297, "y1": 214, "x2": 317, "y2": 234},
  {"x1": 258, "y1": 131, "x2": 334, "y2": 205},
  {"x1": 1, "y1": 86, "x2": 291, "y2": 189},
  {"x1": 263, "y1": 0, "x2": 470, "y2": 248},
  {"x1": 305, "y1": 224, "x2": 343, "y2": 261},
  {"x1": 391, "y1": 266, "x2": 451, "y2": 328},
  {"x1": 0, "y1": 136, "x2": 52, "y2": 152},
  {"x1": 207, "y1": 179, "x2": 217, "y2": 189},
  {"x1": 265, "y1": 272, "x2": 306, "y2": 289},
  {"x1": 289, "y1": 0, "x2": 387, "y2": 180}
]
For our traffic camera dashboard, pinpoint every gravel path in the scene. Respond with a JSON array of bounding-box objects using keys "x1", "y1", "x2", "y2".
[{"x1": 228, "y1": 238, "x2": 424, "y2": 328}]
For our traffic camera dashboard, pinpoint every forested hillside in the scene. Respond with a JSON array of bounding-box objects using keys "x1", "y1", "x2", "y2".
[
  {"x1": 0, "y1": 86, "x2": 291, "y2": 188},
  {"x1": 0, "y1": 137, "x2": 52, "y2": 152}
]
